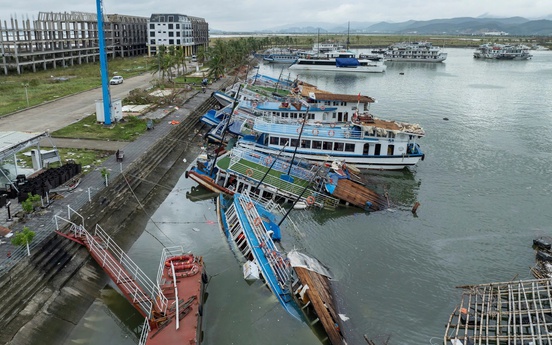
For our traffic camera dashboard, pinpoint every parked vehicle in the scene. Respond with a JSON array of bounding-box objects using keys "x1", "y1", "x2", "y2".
[{"x1": 109, "y1": 76, "x2": 124, "y2": 85}]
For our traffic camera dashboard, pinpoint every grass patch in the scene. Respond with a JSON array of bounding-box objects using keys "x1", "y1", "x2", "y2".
[
  {"x1": 51, "y1": 115, "x2": 149, "y2": 141},
  {"x1": 0, "y1": 56, "x2": 156, "y2": 116}
]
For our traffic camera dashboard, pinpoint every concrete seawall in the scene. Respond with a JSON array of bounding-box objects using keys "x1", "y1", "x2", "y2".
[{"x1": 0, "y1": 79, "x2": 228, "y2": 344}]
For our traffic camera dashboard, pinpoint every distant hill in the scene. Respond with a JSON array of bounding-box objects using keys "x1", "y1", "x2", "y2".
[{"x1": 212, "y1": 17, "x2": 552, "y2": 35}]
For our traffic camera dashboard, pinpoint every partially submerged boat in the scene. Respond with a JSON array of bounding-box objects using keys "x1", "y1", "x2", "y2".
[
  {"x1": 216, "y1": 191, "x2": 303, "y2": 320},
  {"x1": 288, "y1": 250, "x2": 347, "y2": 345},
  {"x1": 54, "y1": 207, "x2": 206, "y2": 345}
]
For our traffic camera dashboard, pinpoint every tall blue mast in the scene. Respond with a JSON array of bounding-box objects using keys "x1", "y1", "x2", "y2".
[{"x1": 96, "y1": 0, "x2": 112, "y2": 125}]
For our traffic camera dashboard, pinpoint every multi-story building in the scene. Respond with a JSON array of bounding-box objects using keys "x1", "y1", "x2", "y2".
[
  {"x1": 147, "y1": 13, "x2": 208, "y2": 57},
  {"x1": 0, "y1": 11, "x2": 148, "y2": 75}
]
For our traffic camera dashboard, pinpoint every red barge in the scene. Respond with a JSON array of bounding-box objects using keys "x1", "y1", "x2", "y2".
[{"x1": 54, "y1": 208, "x2": 206, "y2": 345}]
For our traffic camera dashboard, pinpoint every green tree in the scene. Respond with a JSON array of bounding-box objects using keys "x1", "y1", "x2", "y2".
[
  {"x1": 21, "y1": 193, "x2": 41, "y2": 214},
  {"x1": 11, "y1": 226, "x2": 36, "y2": 256}
]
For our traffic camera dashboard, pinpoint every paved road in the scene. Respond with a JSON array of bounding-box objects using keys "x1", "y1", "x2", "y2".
[{"x1": 0, "y1": 73, "x2": 155, "y2": 133}]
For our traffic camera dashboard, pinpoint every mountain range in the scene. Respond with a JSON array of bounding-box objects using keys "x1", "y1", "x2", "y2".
[{"x1": 212, "y1": 17, "x2": 552, "y2": 36}]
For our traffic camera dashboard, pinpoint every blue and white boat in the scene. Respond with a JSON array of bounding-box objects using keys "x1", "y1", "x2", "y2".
[
  {"x1": 237, "y1": 114, "x2": 425, "y2": 170},
  {"x1": 216, "y1": 191, "x2": 303, "y2": 321},
  {"x1": 263, "y1": 53, "x2": 299, "y2": 64},
  {"x1": 289, "y1": 49, "x2": 386, "y2": 73}
]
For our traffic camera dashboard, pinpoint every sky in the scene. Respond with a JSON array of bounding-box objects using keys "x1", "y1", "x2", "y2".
[{"x1": 0, "y1": 0, "x2": 551, "y2": 32}]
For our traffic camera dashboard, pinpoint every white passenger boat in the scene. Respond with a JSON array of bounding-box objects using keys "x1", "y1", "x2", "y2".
[
  {"x1": 237, "y1": 113, "x2": 425, "y2": 170},
  {"x1": 473, "y1": 43, "x2": 532, "y2": 60},
  {"x1": 289, "y1": 50, "x2": 386, "y2": 73},
  {"x1": 384, "y1": 41, "x2": 447, "y2": 62}
]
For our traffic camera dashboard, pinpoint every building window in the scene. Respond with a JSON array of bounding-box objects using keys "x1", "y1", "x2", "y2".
[
  {"x1": 150, "y1": 31, "x2": 155, "y2": 37},
  {"x1": 169, "y1": 32, "x2": 174, "y2": 37},
  {"x1": 176, "y1": 24, "x2": 180, "y2": 29},
  {"x1": 176, "y1": 32, "x2": 180, "y2": 37},
  {"x1": 168, "y1": 24, "x2": 173, "y2": 29},
  {"x1": 150, "y1": 24, "x2": 155, "y2": 29},
  {"x1": 150, "y1": 39, "x2": 155, "y2": 44},
  {"x1": 168, "y1": 16, "x2": 174, "y2": 22},
  {"x1": 177, "y1": 40, "x2": 180, "y2": 44},
  {"x1": 169, "y1": 39, "x2": 174, "y2": 44}
]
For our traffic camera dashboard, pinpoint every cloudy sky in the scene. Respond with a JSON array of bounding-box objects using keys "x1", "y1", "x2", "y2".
[{"x1": 1, "y1": 0, "x2": 551, "y2": 31}]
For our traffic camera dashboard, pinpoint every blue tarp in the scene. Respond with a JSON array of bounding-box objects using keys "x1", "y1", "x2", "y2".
[{"x1": 335, "y1": 58, "x2": 360, "y2": 67}]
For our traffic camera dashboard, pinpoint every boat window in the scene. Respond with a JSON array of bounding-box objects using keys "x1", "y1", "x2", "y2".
[
  {"x1": 270, "y1": 136, "x2": 279, "y2": 145},
  {"x1": 323, "y1": 141, "x2": 333, "y2": 150},
  {"x1": 312, "y1": 140, "x2": 322, "y2": 149},
  {"x1": 301, "y1": 140, "x2": 311, "y2": 148},
  {"x1": 332, "y1": 112, "x2": 337, "y2": 119},
  {"x1": 375, "y1": 144, "x2": 381, "y2": 155},
  {"x1": 387, "y1": 145, "x2": 394, "y2": 155},
  {"x1": 280, "y1": 138, "x2": 289, "y2": 146},
  {"x1": 345, "y1": 143, "x2": 355, "y2": 152},
  {"x1": 363, "y1": 143, "x2": 370, "y2": 155},
  {"x1": 334, "y1": 142, "x2": 344, "y2": 151},
  {"x1": 308, "y1": 113, "x2": 315, "y2": 120},
  {"x1": 388, "y1": 131, "x2": 396, "y2": 138},
  {"x1": 290, "y1": 139, "x2": 298, "y2": 147}
]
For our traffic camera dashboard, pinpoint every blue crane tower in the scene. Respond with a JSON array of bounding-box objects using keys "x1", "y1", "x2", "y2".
[{"x1": 96, "y1": 0, "x2": 112, "y2": 125}]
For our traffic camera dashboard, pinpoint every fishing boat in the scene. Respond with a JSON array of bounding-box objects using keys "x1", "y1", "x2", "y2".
[
  {"x1": 263, "y1": 51, "x2": 300, "y2": 64},
  {"x1": 54, "y1": 208, "x2": 206, "y2": 345},
  {"x1": 216, "y1": 191, "x2": 303, "y2": 320},
  {"x1": 237, "y1": 113, "x2": 425, "y2": 170},
  {"x1": 289, "y1": 49, "x2": 387, "y2": 73},
  {"x1": 383, "y1": 41, "x2": 447, "y2": 62},
  {"x1": 288, "y1": 250, "x2": 348, "y2": 345}
]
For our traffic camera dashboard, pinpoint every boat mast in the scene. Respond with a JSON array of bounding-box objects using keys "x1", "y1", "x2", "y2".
[
  {"x1": 286, "y1": 100, "x2": 310, "y2": 176},
  {"x1": 346, "y1": 21, "x2": 350, "y2": 50}
]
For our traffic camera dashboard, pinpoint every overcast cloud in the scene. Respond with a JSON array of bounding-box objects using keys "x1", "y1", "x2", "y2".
[{"x1": 1, "y1": 0, "x2": 551, "y2": 32}]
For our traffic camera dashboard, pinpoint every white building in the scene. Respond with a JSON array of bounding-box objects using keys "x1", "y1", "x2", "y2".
[{"x1": 147, "y1": 13, "x2": 208, "y2": 57}]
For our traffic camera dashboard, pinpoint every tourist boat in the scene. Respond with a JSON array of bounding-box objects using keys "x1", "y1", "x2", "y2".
[
  {"x1": 216, "y1": 191, "x2": 303, "y2": 320},
  {"x1": 54, "y1": 209, "x2": 206, "y2": 345},
  {"x1": 288, "y1": 250, "x2": 348, "y2": 345},
  {"x1": 383, "y1": 41, "x2": 447, "y2": 62},
  {"x1": 237, "y1": 113, "x2": 425, "y2": 170},
  {"x1": 289, "y1": 50, "x2": 387, "y2": 73},
  {"x1": 263, "y1": 52, "x2": 299, "y2": 64},
  {"x1": 473, "y1": 43, "x2": 533, "y2": 60}
]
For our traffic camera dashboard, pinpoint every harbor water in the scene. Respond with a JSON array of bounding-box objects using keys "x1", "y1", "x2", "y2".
[{"x1": 64, "y1": 48, "x2": 552, "y2": 345}]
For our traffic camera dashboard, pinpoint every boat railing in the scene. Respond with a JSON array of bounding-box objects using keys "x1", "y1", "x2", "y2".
[
  {"x1": 230, "y1": 146, "x2": 317, "y2": 181},
  {"x1": 237, "y1": 193, "x2": 292, "y2": 291},
  {"x1": 254, "y1": 118, "x2": 365, "y2": 140},
  {"x1": 54, "y1": 212, "x2": 162, "y2": 319},
  {"x1": 138, "y1": 318, "x2": 149, "y2": 345}
]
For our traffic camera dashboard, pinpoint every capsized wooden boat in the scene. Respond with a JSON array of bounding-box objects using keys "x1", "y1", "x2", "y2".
[{"x1": 288, "y1": 250, "x2": 347, "y2": 345}]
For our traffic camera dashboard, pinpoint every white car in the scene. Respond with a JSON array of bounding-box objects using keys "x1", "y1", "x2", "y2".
[{"x1": 110, "y1": 76, "x2": 124, "y2": 85}]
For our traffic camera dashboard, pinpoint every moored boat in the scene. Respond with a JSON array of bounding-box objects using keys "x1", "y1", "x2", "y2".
[
  {"x1": 383, "y1": 41, "x2": 447, "y2": 62},
  {"x1": 289, "y1": 49, "x2": 386, "y2": 73},
  {"x1": 54, "y1": 208, "x2": 206, "y2": 345}
]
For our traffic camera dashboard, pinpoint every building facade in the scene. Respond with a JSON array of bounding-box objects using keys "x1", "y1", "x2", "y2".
[
  {"x1": 0, "y1": 11, "x2": 148, "y2": 75},
  {"x1": 147, "y1": 13, "x2": 208, "y2": 57}
]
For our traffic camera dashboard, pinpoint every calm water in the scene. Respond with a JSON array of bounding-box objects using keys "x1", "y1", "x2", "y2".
[{"x1": 65, "y1": 48, "x2": 552, "y2": 345}]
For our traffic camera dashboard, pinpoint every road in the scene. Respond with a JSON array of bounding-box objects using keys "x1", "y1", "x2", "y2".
[{"x1": 0, "y1": 73, "x2": 156, "y2": 133}]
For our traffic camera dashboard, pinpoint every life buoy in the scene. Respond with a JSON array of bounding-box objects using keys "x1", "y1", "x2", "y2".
[
  {"x1": 165, "y1": 255, "x2": 194, "y2": 268},
  {"x1": 247, "y1": 119, "x2": 254, "y2": 126},
  {"x1": 246, "y1": 202, "x2": 254, "y2": 210},
  {"x1": 233, "y1": 110, "x2": 239, "y2": 115},
  {"x1": 306, "y1": 196, "x2": 315, "y2": 205},
  {"x1": 330, "y1": 123, "x2": 336, "y2": 128},
  {"x1": 344, "y1": 132, "x2": 350, "y2": 138},
  {"x1": 168, "y1": 263, "x2": 200, "y2": 278},
  {"x1": 320, "y1": 105, "x2": 326, "y2": 110},
  {"x1": 328, "y1": 130, "x2": 335, "y2": 137},
  {"x1": 253, "y1": 217, "x2": 262, "y2": 226},
  {"x1": 246, "y1": 168, "x2": 254, "y2": 177},
  {"x1": 282, "y1": 163, "x2": 289, "y2": 170},
  {"x1": 252, "y1": 102, "x2": 258, "y2": 108},
  {"x1": 312, "y1": 128, "x2": 319, "y2": 135},
  {"x1": 296, "y1": 127, "x2": 301, "y2": 134},
  {"x1": 265, "y1": 156, "x2": 273, "y2": 165}
]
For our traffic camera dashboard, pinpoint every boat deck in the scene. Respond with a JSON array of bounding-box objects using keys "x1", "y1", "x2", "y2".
[{"x1": 444, "y1": 278, "x2": 552, "y2": 345}]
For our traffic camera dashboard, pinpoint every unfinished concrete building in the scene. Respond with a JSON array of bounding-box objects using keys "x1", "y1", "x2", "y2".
[{"x1": 0, "y1": 11, "x2": 148, "y2": 75}]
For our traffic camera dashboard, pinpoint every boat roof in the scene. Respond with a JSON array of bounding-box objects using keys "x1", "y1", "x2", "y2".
[{"x1": 300, "y1": 85, "x2": 375, "y2": 104}]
